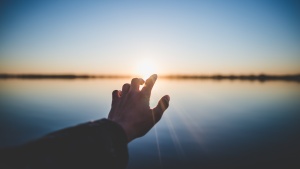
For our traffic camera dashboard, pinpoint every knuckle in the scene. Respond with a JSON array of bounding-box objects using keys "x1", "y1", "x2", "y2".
[
  {"x1": 126, "y1": 91, "x2": 134, "y2": 97},
  {"x1": 139, "y1": 94, "x2": 149, "y2": 102}
]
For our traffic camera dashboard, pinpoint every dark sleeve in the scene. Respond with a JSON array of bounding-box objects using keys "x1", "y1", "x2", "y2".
[{"x1": 0, "y1": 119, "x2": 128, "y2": 169}]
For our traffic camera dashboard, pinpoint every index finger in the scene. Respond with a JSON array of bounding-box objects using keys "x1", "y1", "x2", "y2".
[{"x1": 141, "y1": 74, "x2": 157, "y2": 98}]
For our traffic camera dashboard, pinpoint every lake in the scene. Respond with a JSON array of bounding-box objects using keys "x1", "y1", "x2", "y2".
[{"x1": 0, "y1": 79, "x2": 299, "y2": 168}]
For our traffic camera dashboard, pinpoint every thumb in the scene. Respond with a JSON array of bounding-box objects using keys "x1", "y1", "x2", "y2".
[{"x1": 152, "y1": 95, "x2": 170, "y2": 123}]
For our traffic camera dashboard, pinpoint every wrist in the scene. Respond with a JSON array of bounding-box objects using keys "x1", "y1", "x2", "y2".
[{"x1": 107, "y1": 119, "x2": 133, "y2": 143}]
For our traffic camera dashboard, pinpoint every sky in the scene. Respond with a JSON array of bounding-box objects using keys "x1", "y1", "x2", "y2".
[{"x1": 0, "y1": 0, "x2": 299, "y2": 75}]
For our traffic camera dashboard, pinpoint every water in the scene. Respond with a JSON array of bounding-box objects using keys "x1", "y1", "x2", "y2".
[{"x1": 0, "y1": 79, "x2": 299, "y2": 168}]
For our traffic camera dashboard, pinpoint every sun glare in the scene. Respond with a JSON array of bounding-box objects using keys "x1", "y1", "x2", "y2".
[{"x1": 137, "y1": 59, "x2": 157, "y2": 80}]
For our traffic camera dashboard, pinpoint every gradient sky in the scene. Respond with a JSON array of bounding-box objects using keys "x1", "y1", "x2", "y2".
[{"x1": 0, "y1": 0, "x2": 299, "y2": 75}]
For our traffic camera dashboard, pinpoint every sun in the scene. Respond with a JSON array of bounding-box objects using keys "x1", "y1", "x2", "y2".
[{"x1": 136, "y1": 59, "x2": 157, "y2": 80}]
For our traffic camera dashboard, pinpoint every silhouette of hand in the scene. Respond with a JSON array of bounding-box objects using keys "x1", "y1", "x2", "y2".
[{"x1": 108, "y1": 74, "x2": 170, "y2": 143}]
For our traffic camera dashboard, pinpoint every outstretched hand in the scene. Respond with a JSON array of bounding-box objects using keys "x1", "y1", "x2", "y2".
[{"x1": 108, "y1": 74, "x2": 170, "y2": 143}]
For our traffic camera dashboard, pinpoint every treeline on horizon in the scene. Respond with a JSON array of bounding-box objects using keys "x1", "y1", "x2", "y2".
[{"x1": 0, "y1": 73, "x2": 300, "y2": 82}]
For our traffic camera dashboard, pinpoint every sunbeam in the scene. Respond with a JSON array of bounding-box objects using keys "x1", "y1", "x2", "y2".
[
  {"x1": 165, "y1": 113, "x2": 186, "y2": 159},
  {"x1": 154, "y1": 126, "x2": 163, "y2": 169},
  {"x1": 171, "y1": 103, "x2": 206, "y2": 150}
]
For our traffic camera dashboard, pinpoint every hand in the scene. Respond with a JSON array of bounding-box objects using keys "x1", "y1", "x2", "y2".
[{"x1": 108, "y1": 74, "x2": 170, "y2": 143}]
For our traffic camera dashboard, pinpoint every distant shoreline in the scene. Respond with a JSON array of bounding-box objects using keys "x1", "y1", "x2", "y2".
[{"x1": 0, "y1": 74, "x2": 300, "y2": 82}]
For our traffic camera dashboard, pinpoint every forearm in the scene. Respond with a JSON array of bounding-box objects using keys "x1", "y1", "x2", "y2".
[{"x1": 0, "y1": 119, "x2": 128, "y2": 169}]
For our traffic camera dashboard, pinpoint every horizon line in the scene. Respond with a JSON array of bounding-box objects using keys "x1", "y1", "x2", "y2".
[{"x1": 0, "y1": 73, "x2": 300, "y2": 82}]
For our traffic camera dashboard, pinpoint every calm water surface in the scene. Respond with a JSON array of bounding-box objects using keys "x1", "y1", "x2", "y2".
[{"x1": 0, "y1": 79, "x2": 299, "y2": 168}]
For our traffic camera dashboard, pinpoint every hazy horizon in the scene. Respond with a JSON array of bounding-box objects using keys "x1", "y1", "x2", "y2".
[{"x1": 1, "y1": 72, "x2": 299, "y2": 75}]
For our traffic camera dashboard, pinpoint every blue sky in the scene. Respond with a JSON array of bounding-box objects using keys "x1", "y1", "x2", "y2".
[{"x1": 0, "y1": 0, "x2": 299, "y2": 75}]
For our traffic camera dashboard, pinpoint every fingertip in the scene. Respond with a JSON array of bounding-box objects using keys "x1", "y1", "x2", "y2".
[
  {"x1": 161, "y1": 96, "x2": 170, "y2": 109},
  {"x1": 131, "y1": 78, "x2": 145, "y2": 91},
  {"x1": 122, "y1": 83, "x2": 130, "y2": 94},
  {"x1": 156, "y1": 95, "x2": 170, "y2": 112},
  {"x1": 164, "y1": 95, "x2": 170, "y2": 102},
  {"x1": 131, "y1": 78, "x2": 139, "y2": 84},
  {"x1": 139, "y1": 78, "x2": 145, "y2": 85},
  {"x1": 112, "y1": 90, "x2": 118, "y2": 95},
  {"x1": 112, "y1": 90, "x2": 120, "y2": 99},
  {"x1": 152, "y1": 96, "x2": 169, "y2": 123},
  {"x1": 131, "y1": 78, "x2": 144, "y2": 84},
  {"x1": 146, "y1": 74, "x2": 157, "y2": 85},
  {"x1": 152, "y1": 74, "x2": 157, "y2": 80}
]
